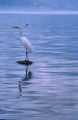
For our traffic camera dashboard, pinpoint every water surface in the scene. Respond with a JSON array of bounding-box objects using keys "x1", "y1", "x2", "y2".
[{"x1": 0, "y1": 13, "x2": 78, "y2": 120}]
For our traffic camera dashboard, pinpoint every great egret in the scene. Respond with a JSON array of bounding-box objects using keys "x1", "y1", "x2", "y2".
[{"x1": 12, "y1": 26, "x2": 33, "y2": 63}]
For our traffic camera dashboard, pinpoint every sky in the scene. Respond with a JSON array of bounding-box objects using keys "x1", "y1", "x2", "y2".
[{"x1": 0, "y1": 0, "x2": 78, "y2": 12}]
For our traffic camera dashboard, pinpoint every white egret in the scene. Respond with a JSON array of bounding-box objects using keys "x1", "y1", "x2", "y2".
[{"x1": 12, "y1": 26, "x2": 33, "y2": 63}]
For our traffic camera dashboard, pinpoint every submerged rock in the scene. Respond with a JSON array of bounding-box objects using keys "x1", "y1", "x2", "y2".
[{"x1": 16, "y1": 60, "x2": 33, "y2": 65}]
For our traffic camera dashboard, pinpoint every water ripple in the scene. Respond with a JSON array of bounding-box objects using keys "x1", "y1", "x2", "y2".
[{"x1": 0, "y1": 13, "x2": 78, "y2": 120}]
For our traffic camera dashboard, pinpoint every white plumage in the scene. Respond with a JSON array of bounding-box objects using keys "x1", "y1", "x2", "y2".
[
  {"x1": 20, "y1": 36, "x2": 32, "y2": 53},
  {"x1": 12, "y1": 26, "x2": 33, "y2": 61}
]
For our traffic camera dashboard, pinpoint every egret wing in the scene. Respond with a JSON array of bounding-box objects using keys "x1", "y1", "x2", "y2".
[{"x1": 20, "y1": 37, "x2": 32, "y2": 53}]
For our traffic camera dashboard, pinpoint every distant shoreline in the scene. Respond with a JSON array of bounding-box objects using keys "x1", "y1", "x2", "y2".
[{"x1": 0, "y1": 11, "x2": 78, "y2": 15}]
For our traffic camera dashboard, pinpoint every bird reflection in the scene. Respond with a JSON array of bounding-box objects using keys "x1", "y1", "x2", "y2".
[{"x1": 18, "y1": 65, "x2": 32, "y2": 96}]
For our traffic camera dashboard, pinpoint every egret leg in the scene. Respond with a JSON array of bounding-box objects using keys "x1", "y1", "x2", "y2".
[{"x1": 26, "y1": 49, "x2": 28, "y2": 61}]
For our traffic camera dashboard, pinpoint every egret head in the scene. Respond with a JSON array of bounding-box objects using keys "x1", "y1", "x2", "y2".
[
  {"x1": 12, "y1": 26, "x2": 22, "y2": 36},
  {"x1": 12, "y1": 26, "x2": 22, "y2": 30}
]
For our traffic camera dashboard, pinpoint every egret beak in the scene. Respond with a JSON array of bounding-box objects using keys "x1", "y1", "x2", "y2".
[{"x1": 12, "y1": 26, "x2": 21, "y2": 30}]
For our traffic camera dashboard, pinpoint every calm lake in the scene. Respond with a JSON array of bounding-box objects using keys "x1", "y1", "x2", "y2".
[{"x1": 0, "y1": 13, "x2": 78, "y2": 120}]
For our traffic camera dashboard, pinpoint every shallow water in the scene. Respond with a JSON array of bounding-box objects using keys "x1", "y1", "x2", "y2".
[{"x1": 0, "y1": 13, "x2": 78, "y2": 120}]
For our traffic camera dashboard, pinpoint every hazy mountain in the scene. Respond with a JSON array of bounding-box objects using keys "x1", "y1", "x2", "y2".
[{"x1": 0, "y1": 0, "x2": 78, "y2": 11}]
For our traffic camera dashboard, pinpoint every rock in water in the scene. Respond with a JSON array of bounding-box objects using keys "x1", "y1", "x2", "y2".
[{"x1": 16, "y1": 60, "x2": 33, "y2": 65}]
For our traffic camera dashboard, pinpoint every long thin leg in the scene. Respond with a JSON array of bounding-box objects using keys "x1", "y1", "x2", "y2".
[{"x1": 26, "y1": 48, "x2": 28, "y2": 61}]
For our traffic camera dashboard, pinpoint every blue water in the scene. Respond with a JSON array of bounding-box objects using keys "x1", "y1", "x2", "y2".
[{"x1": 0, "y1": 13, "x2": 78, "y2": 120}]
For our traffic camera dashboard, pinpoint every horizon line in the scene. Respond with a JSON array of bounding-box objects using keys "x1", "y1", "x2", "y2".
[{"x1": 0, "y1": 10, "x2": 78, "y2": 15}]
